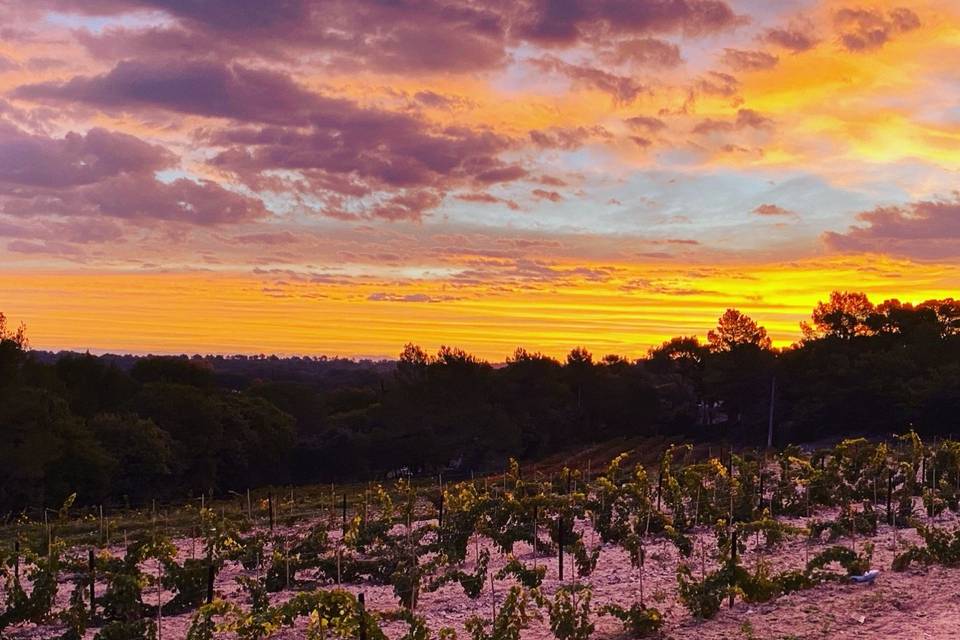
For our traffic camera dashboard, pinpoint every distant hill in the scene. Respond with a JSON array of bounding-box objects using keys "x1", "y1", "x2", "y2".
[{"x1": 28, "y1": 350, "x2": 396, "y2": 391}]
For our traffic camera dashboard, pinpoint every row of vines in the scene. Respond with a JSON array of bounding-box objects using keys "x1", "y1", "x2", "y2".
[{"x1": 4, "y1": 432, "x2": 960, "y2": 638}]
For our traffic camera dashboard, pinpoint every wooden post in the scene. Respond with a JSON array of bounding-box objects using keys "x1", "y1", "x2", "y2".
[
  {"x1": 268, "y1": 492, "x2": 274, "y2": 532},
  {"x1": 729, "y1": 528, "x2": 738, "y2": 609},
  {"x1": 89, "y1": 548, "x2": 96, "y2": 618},
  {"x1": 558, "y1": 518, "x2": 564, "y2": 581},
  {"x1": 758, "y1": 467, "x2": 764, "y2": 513},
  {"x1": 729, "y1": 453, "x2": 735, "y2": 524},
  {"x1": 14, "y1": 540, "x2": 19, "y2": 581},
  {"x1": 157, "y1": 560, "x2": 163, "y2": 640},
  {"x1": 246, "y1": 489, "x2": 252, "y2": 520},
  {"x1": 656, "y1": 468, "x2": 663, "y2": 510},
  {"x1": 206, "y1": 556, "x2": 215, "y2": 604},
  {"x1": 438, "y1": 490, "x2": 444, "y2": 530},
  {"x1": 284, "y1": 537, "x2": 290, "y2": 588},
  {"x1": 886, "y1": 472, "x2": 893, "y2": 525},
  {"x1": 358, "y1": 592, "x2": 367, "y2": 640},
  {"x1": 342, "y1": 494, "x2": 348, "y2": 532},
  {"x1": 533, "y1": 506, "x2": 538, "y2": 568}
]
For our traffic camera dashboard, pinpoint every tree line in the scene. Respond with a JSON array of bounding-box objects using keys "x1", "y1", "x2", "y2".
[{"x1": 1, "y1": 290, "x2": 959, "y2": 513}]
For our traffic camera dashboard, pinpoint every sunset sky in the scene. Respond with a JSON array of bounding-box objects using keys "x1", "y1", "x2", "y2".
[{"x1": 1, "y1": 0, "x2": 959, "y2": 359}]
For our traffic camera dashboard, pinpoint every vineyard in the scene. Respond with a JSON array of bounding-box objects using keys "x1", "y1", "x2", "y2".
[{"x1": 3, "y1": 433, "x2": 960, "y2": 639}]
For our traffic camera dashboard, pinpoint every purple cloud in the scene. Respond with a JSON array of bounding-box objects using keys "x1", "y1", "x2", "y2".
[
  {"x1": 605, "y1": 38, "x2": 683, "y2": 67},
  {"x1": 531, "y1": 57, "x2": 647, "y2": 104},
  {"x1": 0, "y1": 123, "x2": 170, "y2": 188},
  {"x1": 0, "y1": 122, "x2": 266, "y2": 226},
  {"x1": 835, "y1": 7, "x2": 921, "y2": 52},
  {"x1": 514, "y1": 0, "x2": 741, "y2": 45},
  {"x1": 720, "y1": 48, "x2": 778, "y2": 71},
  {"x1": 16, "y1": 60, "x2": 325, "y2": 125},
  {"x1": 693, "y1": 108, "x2": 772, "y2": 134},
  {"x1": 19, "y1": 59, "x2": 525, "y2": 222},
  {"x1": 763, "y1": 25, "x2": 818, "y2": 52},
  {"x1": 624, "y1": 116, "x2": 667, "y2": 132},
  {"x1": 823, "y1": 196, "x2": 960, "y2": 258}
]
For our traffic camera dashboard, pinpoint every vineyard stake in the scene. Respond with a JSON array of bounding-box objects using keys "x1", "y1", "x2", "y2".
[
  {"x1": 284, "y1": 537, "x2": 290, "y2": 588},
  {"x1": 729, "y1": 528, "x2": 737, "y2": 609},
  {"x1": 206, "y1": 552, "x2": 215, "y2": 603},
  {"x1": 489, "y1": 570, "x2": 496, "y2": 621},
  {"x1": 358, "y1": 592, "x2": 367, "y2": 640},
  {"x1": 729, "y1": 454, "x2": 735, "y2": 524},
  {"x1": 887, "y1": 471, "x2": 893, "y2": 525},
  {"x1": 438, "y1": 488, "x2": 444, "y2": 531},
  {"x1": 157, "y1": 560, "x2": 163, "y2": 640},
  {"x1": 533, "y1": 506, "x2": 538, "y2": 570},
  {"x1": 757, "y1": 467, "x2": 763, "y2": 516},
  {"x1": 89, "y1": 548, "x2": 96, "y2": 618},
  {"x1": 14, "y1": 540, "x2": 19, "y2": 581},
  {"x1": 694, "y1": 484, "x2": 701, "y2": 527},
  {"x1": 268, "y1": 492, "x2": 274, "y2": 532},
  {"x1": 558, "y1": 517, "x2": 564, "y2": 581},
  {"x1": 342, "y1": 494, "x2": 348, "y2": 532},
  {"x1": 656, "y1": 467, "x2": 663, "y2": 510}
]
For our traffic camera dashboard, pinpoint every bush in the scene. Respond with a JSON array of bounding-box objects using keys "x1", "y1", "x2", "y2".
[{"x1": 600, "y1": 602, "x2": 663, "y2": 637}]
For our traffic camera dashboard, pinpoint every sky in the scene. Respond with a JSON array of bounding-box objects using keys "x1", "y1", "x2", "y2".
[{"x1": 0, "y1": 0, "x2": 959, "y2": 360}]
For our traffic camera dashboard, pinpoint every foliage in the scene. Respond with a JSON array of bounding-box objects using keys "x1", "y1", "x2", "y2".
[
  {"x1": 805, "y1": 544, "x2": 874, "y2": 578},
  {"x1": 543, "y1": 586, "x2": 594, "y2": 640},
  {"x1": 600, "y1": 602, "x2": 664, "y2": 637},
  {"x1": 380, "y1": 608, "x2": 457, "y2": 640},
  {"x1": 495, "y1": 556, "x2": 546, "y2": 589},
  {"x1": 94, "y1": 619, "x2": 158, "y2": 640},
  {"x1": 0, "y1": 542, "x2": 61, "y2": 629},
  {"x1": 571, "y1": 540, "x2": 600, "y2": 577},
  {"x1": 187, "y1": 589, "x2": 384, "y2": 640},
  {"x1": 893, "y1": 522, "x2": 960, "y2": 571},
  {"x1": 676, "y1": 562, "x2": 731, "y2": 619},
  {"x1": 808, "y1": 503, "x2": 877, "y2": 541},
  {"x1": 427, "y1": 549, "x2": 489, "y2": 599},
  {"x1": 465, "y1": 586, "x2": 538, "y2": 640}
]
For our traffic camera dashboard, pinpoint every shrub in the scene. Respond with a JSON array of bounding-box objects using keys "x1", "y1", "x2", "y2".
[
  {"x1": 600, "y1": 602, "x2": 663, "y2": 637},
  {"x1": 496, "y1": 556, "x2": 546, "y2": 589}
]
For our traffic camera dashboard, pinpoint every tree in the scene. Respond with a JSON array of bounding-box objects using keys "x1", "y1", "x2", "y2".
[
  {"x1": 565, "y1": 347, "x2": 594, "y2": 411},
  {"x1": 131, "y1": 356, "x2": 215, "y2": 387},
  {"x1": 55, "y1": 354, "x2": 137, "y2": 418},
  {"x1": 397, "y1": 343, "x2": 430, "y2": 386},
  {"x1": 0, "y1": 311, "x2": 28, "y2": 348},
  {"x1": 918, "y1": 298, "x2": 960, "y2": 338},
  {"x1": 802, "y1": 291, "x2": 874, "y2": 340},
  {"x1": 707, "y1": 309, "x2": 772, "y2": 352},
  {"x1": 648, "y1": 336, "x2": 707, "y2": 370},
  {"x1": 88, "y1": 413, "x2": 174, "y2": 503},
  {"x1": 0, "y1": 312, "x2": 28, "y2": 389}
]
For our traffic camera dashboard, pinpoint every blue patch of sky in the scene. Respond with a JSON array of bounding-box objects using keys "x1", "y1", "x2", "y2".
[{"x1": 44, "y1": 10, "x2": 171, "y2": 33}]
